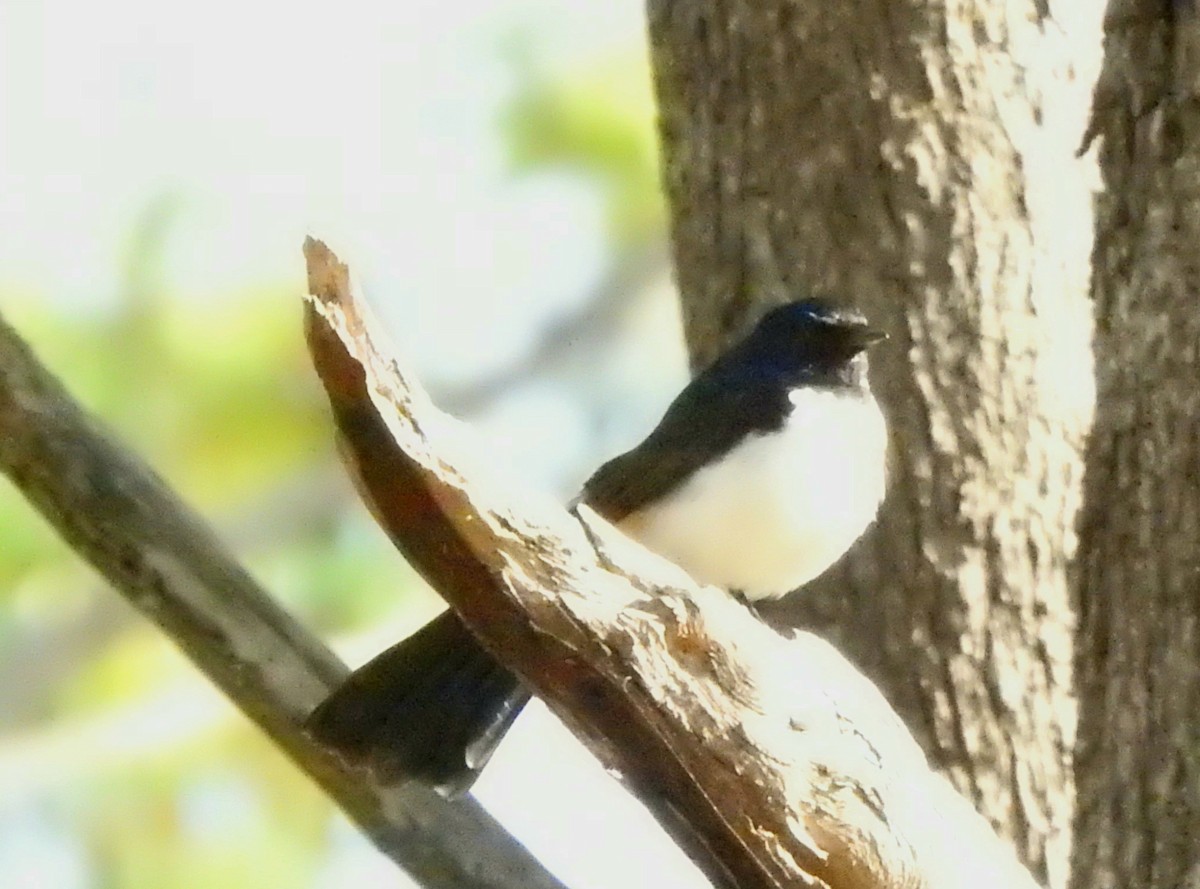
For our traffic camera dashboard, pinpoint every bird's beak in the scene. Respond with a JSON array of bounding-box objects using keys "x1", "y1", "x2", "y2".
[{"x1": 848, "y1": 325, "x2": 888, "y2": 350}]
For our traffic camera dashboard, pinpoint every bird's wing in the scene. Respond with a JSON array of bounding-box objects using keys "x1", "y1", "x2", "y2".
[{"x1": 579, "y1": 374, "x2": 786, "y2": 522}]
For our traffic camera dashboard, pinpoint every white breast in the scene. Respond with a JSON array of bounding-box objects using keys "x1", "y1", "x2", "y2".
[{"x1": 617, "y1": 388, "x2": 887, "y2": 600}]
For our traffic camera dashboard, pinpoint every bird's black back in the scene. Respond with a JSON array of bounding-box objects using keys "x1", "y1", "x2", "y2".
[{"x1": 581, "y1": 299, "x2": 876, "y2": 521}]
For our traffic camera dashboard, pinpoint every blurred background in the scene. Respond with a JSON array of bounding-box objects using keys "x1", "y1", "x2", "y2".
[{"x1": 0, "y1": 0, "x2": 705, "y2": 886}]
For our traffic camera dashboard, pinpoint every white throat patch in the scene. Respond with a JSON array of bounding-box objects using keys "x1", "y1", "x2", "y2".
[{"x1": 617, "y1": 387, "x2": 887, "y2": 600}]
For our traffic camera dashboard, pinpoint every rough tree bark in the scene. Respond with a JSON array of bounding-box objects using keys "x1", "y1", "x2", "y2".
[
  {"x1": 1074, "y1": 6, "x2": 1200, "y2": 889},
  {"x1": 304, "y1": 237, "x2": 1038, "y2": 889},
  {"x1": 0, "y1": 231, "x2": 1044, "y2": 889},
  {"x1": 9, "y1": 2, "x2": 1199, "y2": 885},
  {"x1": 646, "y1": 3, "x2": 1104, "y2": 887}
]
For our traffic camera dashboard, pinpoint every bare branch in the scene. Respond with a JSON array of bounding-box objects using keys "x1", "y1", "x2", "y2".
[
  {"x1": 304, "y1": 237, "x2": 1040, "y2": 889},
  {"x1": 0, "y1": 310, "x2": 566, "y2": 889}
]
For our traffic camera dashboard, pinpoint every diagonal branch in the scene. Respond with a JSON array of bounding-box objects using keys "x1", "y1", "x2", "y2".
[
  {"x1": 0, "y1": 309, "x2": 565, "y2": 889},
  {"x1": 303, "y1": 237, "x2": 1041, "y2": 889}
]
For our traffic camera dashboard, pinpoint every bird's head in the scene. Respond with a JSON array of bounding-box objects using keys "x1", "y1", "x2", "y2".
[
  {"x1": 756, "y1": 299, "x2": 884, "y2": 353},
  {"x1": 729, "y1": 299, "x2": 886, "y2": 388}
]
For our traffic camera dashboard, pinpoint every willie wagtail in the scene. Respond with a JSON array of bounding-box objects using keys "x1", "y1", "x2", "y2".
[{"x1": 307, "y1": 298, "x2": 888, "y2": 797}]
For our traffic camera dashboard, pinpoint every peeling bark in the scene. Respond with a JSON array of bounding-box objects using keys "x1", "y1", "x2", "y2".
[{"x1": 302, "y1": 237, "x2": 1038, "y2": 889}]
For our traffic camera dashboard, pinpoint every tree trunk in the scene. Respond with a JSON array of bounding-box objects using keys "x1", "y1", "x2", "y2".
[
  {"x1": 1073, "y1": 7, "x2": 1200, "y2": 889},
  {"x1": 646, "y1": 3, "x2": 1104, "y2": 886}
]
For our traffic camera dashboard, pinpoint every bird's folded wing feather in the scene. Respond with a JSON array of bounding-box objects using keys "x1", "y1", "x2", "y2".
[{"x1": 580, "y1": 373, "x2": 786, "y2": 522}]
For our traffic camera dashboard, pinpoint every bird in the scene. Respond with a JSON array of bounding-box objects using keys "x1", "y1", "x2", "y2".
[{"x1": 306, "y1": 298, "x2": 889, "y2": 797}]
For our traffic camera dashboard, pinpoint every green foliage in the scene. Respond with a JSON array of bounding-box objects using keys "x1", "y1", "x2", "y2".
[
  {"x1": 502, "y1": 43, "x2": 664, "y2": 247},
  {"x1": 77, "y1": 708, "x2": 335, "y2": 889},
  {"x1": 0, "y1": 20, "x2": 665, "y2": 888},
  {"x1": 0, "y1": 277, "x2": 424, "y2": 887}
]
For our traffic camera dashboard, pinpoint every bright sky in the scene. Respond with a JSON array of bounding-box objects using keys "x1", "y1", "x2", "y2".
[
  {"x1": 0, "y1": 2, "x2": 703, "y2": 887},
  {"x1": 0, "y1": 0, "x2": 630, "y2": 352},
  {"x1": 0, "y1": 0, "x2": 683, "y2": 478}
]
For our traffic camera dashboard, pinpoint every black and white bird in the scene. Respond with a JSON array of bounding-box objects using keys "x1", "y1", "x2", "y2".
[{"x1": 308, "y1": 298, "x2": 889, "y2": 796}]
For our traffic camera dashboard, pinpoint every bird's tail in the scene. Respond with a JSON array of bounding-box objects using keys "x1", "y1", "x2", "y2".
[{"x1": 306, "y1": 609, "x2": 530, "y2": 798}]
